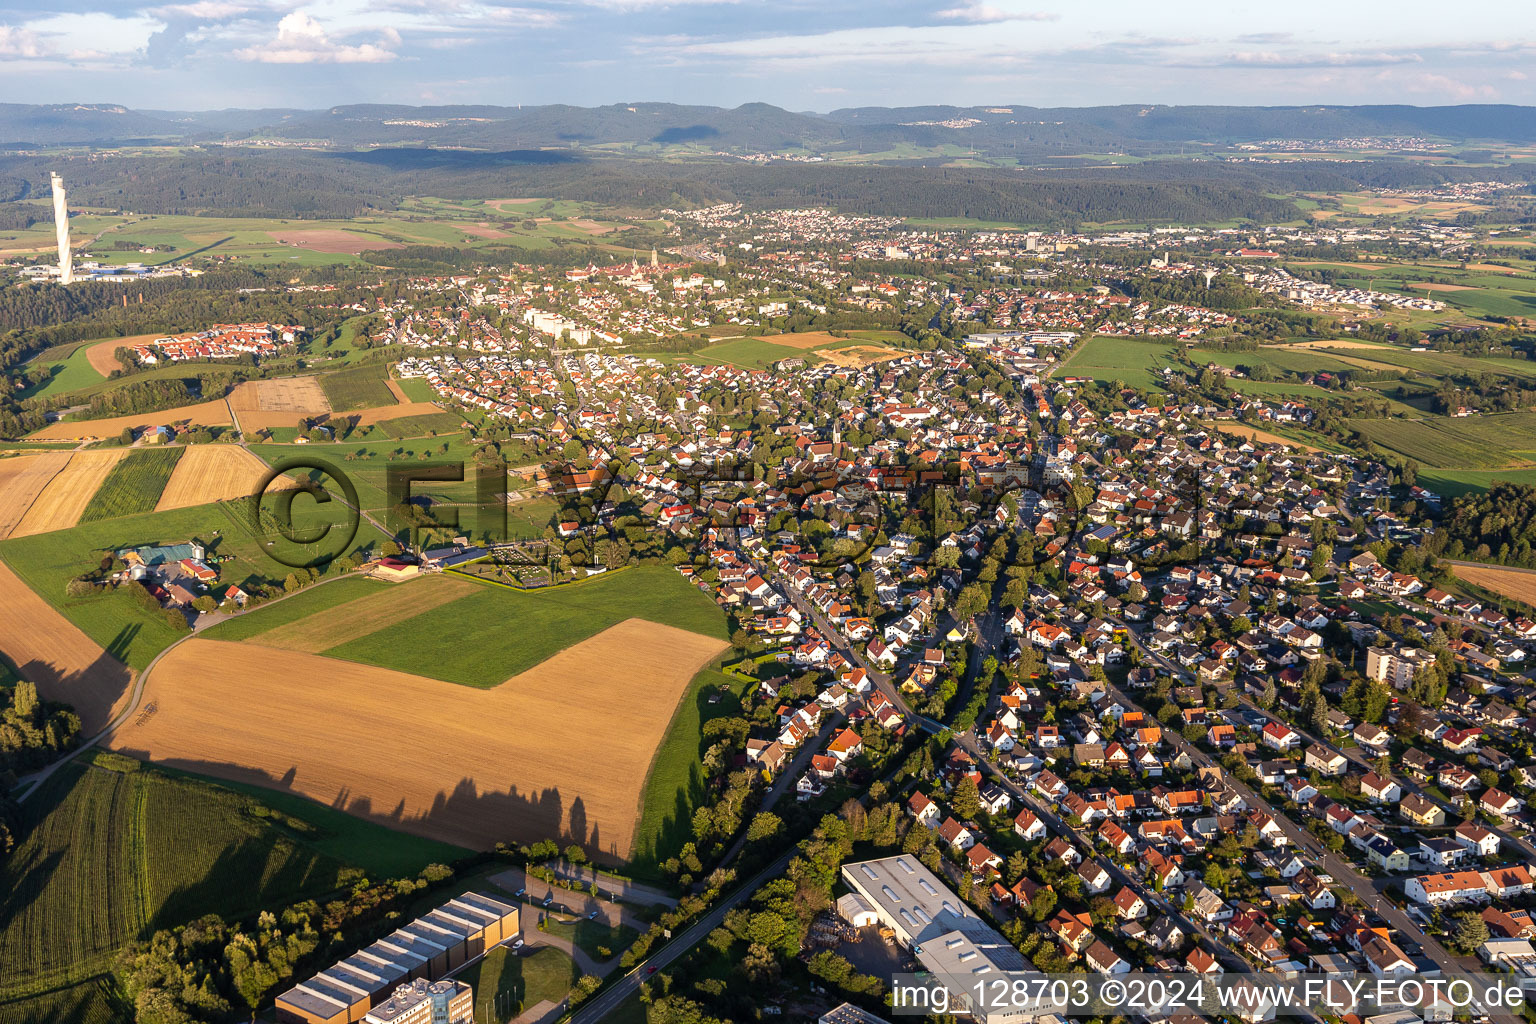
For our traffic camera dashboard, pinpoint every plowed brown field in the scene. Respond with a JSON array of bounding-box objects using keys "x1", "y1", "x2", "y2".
[
  {"x1": 0, "y1": 560, "x2": 134, "y2": 733},
  {"x1": 12, "y1": 450, "x2": 129, "y2": 536},
  {"x1": 0, "y1": 451, "x2": 73, "y2": 538},
  {"x1": 154, "y1": 445, "x2": 292, "y2": 511},
  {"x1": 247, "y1": 575, "x2": 471, "y2": 653},
  {"x1": 109, "y1": 620, "x2": 727, "y2": 856}
]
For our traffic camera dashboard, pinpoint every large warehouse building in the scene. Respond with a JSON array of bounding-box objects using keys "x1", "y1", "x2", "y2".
[
  {"x1": 840, "y1": 855, "x2": 1040, "y2": 1024},
  {"x1": 276, "y1": 892, "x2": 519, "y2": 1024}
]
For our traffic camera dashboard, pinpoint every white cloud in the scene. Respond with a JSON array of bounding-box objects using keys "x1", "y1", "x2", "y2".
[
  {"x1": 935, "y1": 2, "x2": 1056, "y2": 24},
  {"x1": 0, "y1": 24, "x2": 47, "y2": 58},
  {"x1": 234, "y1": 11, "x2": 398, "y2": 63},
  {"x1": 146, "y1": 1, "x2": 265, "y2": 18}
]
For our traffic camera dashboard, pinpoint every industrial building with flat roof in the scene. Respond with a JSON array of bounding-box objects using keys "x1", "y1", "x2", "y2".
[
  {"x1": 840, "y1": 855, "x2": 1038, "y2": 1024},
  {"x1": 276, "y1": 892, "x2": 519, "y2": 1024},
  {"x1": 363, "y1": 979, "x2": 472, "y2": 1024}
]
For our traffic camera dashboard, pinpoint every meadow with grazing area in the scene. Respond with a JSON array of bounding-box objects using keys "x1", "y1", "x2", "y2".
[
  {"x1": 110, "y1": 617, "x2": 729, "y2": 857},
  {"x1": 377, "y1": 410, "x2": 464, "y2": 438},
  {"x1": 12, "y1": 450, "x2": 129, "y2": 537},
  {"x1": 1451, "y1": 563, "x2": 1536, "y2": 608},
  {"x1": 0, "y1": 451, "x2": 72, "y2": 538},
  {"x1": 78, "y1": 447, "x2": 185, "y2": 522}
]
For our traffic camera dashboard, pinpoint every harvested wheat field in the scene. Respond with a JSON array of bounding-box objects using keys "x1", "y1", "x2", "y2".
[
  {"x1": 819, "y1": 345, "x2": 905, "y2": 368},
  {"x1": 12, "y1": 450, "x2": 129, "y2": 537},
  {"x1": 1205, "y1": 422, "x2": 1321, "y2": 453},
  {"x1": 0, "y1": 451, "x2": 73, "y2": 538},
  {"x1": 111, "y1": 620, "x2": 727, "y2": 856},
  {"x1": 86, "y1": 334, "x2": 161, "y2": 375},
  {"x1": 1278, "y1": 339, "x2": 1394, "y2": 351},
  {"x1": 0, "y1": 561, "x2": 134, "y2": 733},
  {"x1": 249, "y1": 575, "x2": 472, "y2": 653},
  {"x1": 353, "y1": 401, "x2": 445, "y2": 426},
  {"x1": 229, "y1": 376, "x2": 331, "y2": 414},
  {"x1": 1410, "y1": 282, "x2": 1475, "y2": 292},
  {"x1": 1452, "y1": 563, "x2": 1536, "y2": 608},
  {"x1": 155, "y1": 445, "x2": 292, "y2": 511},
  {"x1": 29, "y1": 399, "x2": 233, "y2": 440},
  {"x1": 267, "y1": 229, "x2": 403, "y2": 254},
  {"x1": 767, "y1": 331, "x2": 847, "y2": 350}
]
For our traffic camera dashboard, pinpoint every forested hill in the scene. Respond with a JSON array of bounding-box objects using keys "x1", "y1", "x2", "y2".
[
  {"x1": 8, "y1": 101, "x2": 1536, "y2": 149},
  {"x1": 0, "y1": 150, "x2": 1299, "y2": 226}
]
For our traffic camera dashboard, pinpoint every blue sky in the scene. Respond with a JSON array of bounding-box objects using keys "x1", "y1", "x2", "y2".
[{"x1": 1, "y1": 0, "x2": 1533, "y2": 110}]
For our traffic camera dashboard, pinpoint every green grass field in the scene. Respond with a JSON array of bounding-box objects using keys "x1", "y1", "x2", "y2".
[
  {"x1": 459, "y1": 945, "x2": 578, "y2": 1021},
  {"x1": 394, "y1": 376, "x2": 439, "y2": 402},
  {"x1": 0, "y1": 501, "x2": 389, "y2": 669},
  {"x1": 319, "y1": 366, "x2": 396, "y2": 411},
  {"x1": 247, "y1": 435, "x2": 482, "y2": 512},
  {"x1": 0, "y1": 979, "x2": 121, "y2": 1024},
  {"x1": 1059, "y1": 336, "x2": 1177, "y2": 391},
  {"x1": 376, "y1": 411, "x2": 464, "y2": 439},
  {"x1": 630, "y1": 664, "x2": 751, "y2": 876},
  {"x1": 77, "y1": 447, "x2": 184, "y2": 522},
  {"x1": 1345, "y1": 412, "x2": 1536, "y2": 468},
  {"x1": 0, "y1": 756, "x2": 350, "y2": 1000},
  {"x1": 225, "y1": 564, "x2": 726, "y2": 688},
  {"x1": 690, "y1": 337, "x2": 813, "y2": 370},
  {"x1": 20, "y1": 344, "x2": 108, "y2": 401},
  {"x1": 545, "y1": 917, "x2": 638, "y2": 960}
]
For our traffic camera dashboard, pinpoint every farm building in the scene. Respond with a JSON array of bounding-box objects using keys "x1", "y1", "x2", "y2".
[{"x1": 275, "y1": 892, "x2": 518, "y2": 1024}]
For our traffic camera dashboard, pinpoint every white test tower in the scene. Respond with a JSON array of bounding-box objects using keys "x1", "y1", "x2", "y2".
[{"x1": 50, "y1": 172, "x2": 73, "y2": 284}]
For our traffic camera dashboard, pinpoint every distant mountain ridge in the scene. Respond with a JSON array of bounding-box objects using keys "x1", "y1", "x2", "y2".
[{"x1": 7, "y1": 100, "x2": 1536, "y2": 150}]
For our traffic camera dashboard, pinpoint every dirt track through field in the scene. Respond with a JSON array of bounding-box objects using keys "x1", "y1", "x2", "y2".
[
  {"x1": 0, "y1": 560, "x2": 134, "y2": 734},
  {"x1": 247, "y1": 576, "x2": 472, "y2": 653},
  {"x1": 110, "y1": 620, "x2": 727, "y2": 856},
  {"x1": 1452, "y1": 563, "x2": 1536, "y2": 608},
  {"x1": 155, "y1": 445, "x2": 293, "y2": 511},
  {"x1": 29, "y1": 399, "x2": 234, "y2": 440},
  {"x1": 385, "y1": 379, "x2": 410, "y2": 403},
  {"x1": 0, "y1": 452, "x2": 73, "y2": 538},
  {"x1": 12, "y1": 450, "x2": 129, "y2": 537}
]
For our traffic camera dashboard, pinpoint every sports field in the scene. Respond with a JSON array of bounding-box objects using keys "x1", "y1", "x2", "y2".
[
  {"x1": 0, "y1": 560, "x2": 134, "y2": 734},
  {"x1": 11, "y1": 450, "x2": 129, "y2": 537},
  {"x1": 111, "y1": 619, "x2": 728, "y2": 857},
  {"x1": 154, "y1": 444, "x2": 287, "y2": 511},
  {"x1": 0, "y1": 452, "x2": 72, "y2": 538}
]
